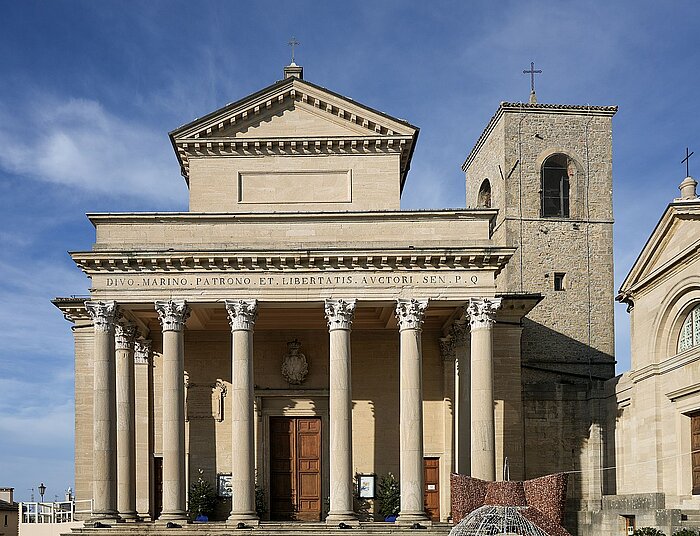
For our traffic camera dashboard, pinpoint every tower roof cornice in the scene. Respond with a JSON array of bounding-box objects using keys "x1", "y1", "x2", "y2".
[{"x1": 462, "y1": 101, "x2": 618, "y2": 171}]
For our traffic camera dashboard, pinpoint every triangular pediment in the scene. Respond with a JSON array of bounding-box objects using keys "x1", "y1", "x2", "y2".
[
  {"x1": 212, "y1": 100, "x2": 374, "y2": 139},
  {"x1": 169, "y1": 76, "x2": 419, "y2": 187},
  {"x1": 171, "y1": 77, "x2": 417, "y2": 142},
  {"x1": 619, "y1": 201, "x2": 700, "y2": 297}
]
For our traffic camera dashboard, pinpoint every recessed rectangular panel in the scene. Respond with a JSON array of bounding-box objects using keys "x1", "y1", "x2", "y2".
[{"x1": 239, "y1": 171, "x2": 352, "y2": 204}]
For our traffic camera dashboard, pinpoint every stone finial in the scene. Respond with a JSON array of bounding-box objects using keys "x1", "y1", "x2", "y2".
[
  {"x1": 679, "y1": 176, "x2": 698, "y2": 200},
  {"x1": 155, "y1": 300, "x2": 190, "y2": 332},
  {"x1": 85, "y1": 300, "x2": 118, "y2": 332},
  {"x1": 395, "y1": 298, "x2": 429, "y2": 331},
  {"x1": 114, "y1": 321, "x2": 137, "y2": 351},
  {"x1": 529, "y1": 90, "x2": 537, "y2": 104},
  {"x1": 284, "y1": 63, "x2": 303, "y2": 80},
  {"x1": 134, "y1": 339, "x2": 152, "y2": 365},
  {"x1": 224, "y1": 299, "x2": 258, "y2": 331},
  {"x1": 467, "y1": 298, "x2": 502, "y2": 330},
  {"x1": 324, "y1": 298, "x2": 357, "y2": 331}
]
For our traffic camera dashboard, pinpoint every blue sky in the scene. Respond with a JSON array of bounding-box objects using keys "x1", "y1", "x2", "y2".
[{"x1": 1, "y1": 0, "x2": 698, "y2": 502}]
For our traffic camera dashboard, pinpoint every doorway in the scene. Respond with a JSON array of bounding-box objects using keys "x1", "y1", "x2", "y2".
[
  {"x1": 269, "y1": 417, "x2": 322, "y2": 521},
  {"x1": 424, "y1": 457, "x2": 440, "y2": 521}
]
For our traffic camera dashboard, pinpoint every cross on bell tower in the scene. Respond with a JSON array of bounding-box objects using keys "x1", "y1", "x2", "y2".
[{"x1": 523, "y1": 61, "x2": 542, "y2": 104}]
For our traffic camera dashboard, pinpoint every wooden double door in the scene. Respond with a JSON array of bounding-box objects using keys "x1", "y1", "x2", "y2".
[{"x1": 270, "y1": 417, "x2": 322, "y2": 521}]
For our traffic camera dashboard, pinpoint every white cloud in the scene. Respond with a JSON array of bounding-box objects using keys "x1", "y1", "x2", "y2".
[{"x1": 0, "y1": 98, "x2": 187, "y2": 203}]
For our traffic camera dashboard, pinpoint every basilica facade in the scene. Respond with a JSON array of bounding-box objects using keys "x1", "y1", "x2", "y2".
[{"x1": 54, "y1": 64, "x2": 617, "y2": 533}]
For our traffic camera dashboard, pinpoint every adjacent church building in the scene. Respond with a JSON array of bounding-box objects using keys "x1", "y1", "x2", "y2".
[{"x1": 55, "y1": 63, "x2": 622, "y2": 534}]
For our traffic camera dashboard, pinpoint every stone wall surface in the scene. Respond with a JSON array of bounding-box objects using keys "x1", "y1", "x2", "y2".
[{"x1": 188, "y1": 153, "x2": 401, "y2": 213}]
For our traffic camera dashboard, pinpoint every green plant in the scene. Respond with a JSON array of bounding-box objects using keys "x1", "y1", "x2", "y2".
[
  {"x1": 673, "y1": 530, "x2": 698, "y2": 536},
  {"x1": 188, "y1": 469, "x2": 217, "y2": 520},
  {"x1": 634, "y1": 528, "x2": 666, "y2": 536},
  {"x1": 375, "y1": 473, "x2": 400, "y2": 519}
]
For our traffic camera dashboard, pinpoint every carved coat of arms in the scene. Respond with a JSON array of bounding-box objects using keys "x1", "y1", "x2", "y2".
[{"x1": 281, "y1": 339, "x2": 309, "y2": 385}]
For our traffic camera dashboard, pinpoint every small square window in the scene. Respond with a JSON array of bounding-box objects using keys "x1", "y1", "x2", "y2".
[{"x1": 554, "y1": 273, "x2": 566, "y2": 291}]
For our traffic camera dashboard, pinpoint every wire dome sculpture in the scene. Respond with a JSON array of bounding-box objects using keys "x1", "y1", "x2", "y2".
[{"x1": 449, "y1": 505, "x2": 551, "y2": 536}]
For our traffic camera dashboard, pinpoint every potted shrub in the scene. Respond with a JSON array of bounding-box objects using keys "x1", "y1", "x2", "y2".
[
  {"x1": 188, "y1": 469, "x2": 217, "y2": 521},
  {"x1": 375, "y1": 473, "x2": 400, "y2": 522}
]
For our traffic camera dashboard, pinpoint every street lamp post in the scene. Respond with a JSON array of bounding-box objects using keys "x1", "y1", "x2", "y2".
[{"x1": 38, "y1": 483, "x2": 46, "y2": 503}]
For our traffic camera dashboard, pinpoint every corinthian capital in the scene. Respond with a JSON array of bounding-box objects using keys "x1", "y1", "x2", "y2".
[
  {"x1": 85, "y1": 301, "x2": 118, "y2": 333},
  {"x1": 324, "y1": 298, "x2": 357, "y2": 331},
  {"x1": 395, "y1": 298, "x2": 429, "y2": 331},
  {"x1": 467, "y1": 298, "x2": 502, "y2": 330},
  {"x1": 134, "y1": 339, "x2": 152, "y2": 365},
  {"x1": 225, "y1": 299, "x2": 258, "y2": 331},
  {"x1": 450, "y1": 320, "x2": 470, "y2": 346},
  {"x1": 155, "y1": 300, "x2": 190, "y2": 332},
  {"x1": 115, "y1": 321, "x2": 137, "y2": 351},
  {"x1": 439, "y1": 336, "x2": 456, "y2": 361}
]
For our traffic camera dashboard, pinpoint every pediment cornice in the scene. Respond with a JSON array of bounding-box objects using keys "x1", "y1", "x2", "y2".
[{"x1": 618, "y1": 201, "x2": 700, "y2": 305}]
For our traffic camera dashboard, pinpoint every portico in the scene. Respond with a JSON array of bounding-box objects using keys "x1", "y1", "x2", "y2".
[{"x1": 54, "y1": 63, "x2": 539, "y2": 525}]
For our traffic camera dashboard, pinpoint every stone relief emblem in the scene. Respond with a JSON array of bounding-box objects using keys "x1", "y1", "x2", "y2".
[{"x1": 281, "y1": 339, "x2": 309, "y2": 385}]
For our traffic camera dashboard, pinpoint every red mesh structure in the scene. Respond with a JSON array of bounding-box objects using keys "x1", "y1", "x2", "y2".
[
  {"x1": 450, "y1": 474, "x2": 488, "y2": 523},
  {"x1": 484, "y1": 480, "x2": 527, "y2": 506},
  {"x1": 449, "y1": 472, "x2": 571, "y2": 536},
  {"x1": 523, "y1": 473, "x2": 568, "y2": 525}
]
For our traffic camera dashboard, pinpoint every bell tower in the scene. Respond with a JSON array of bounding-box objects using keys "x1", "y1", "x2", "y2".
[
  {"x1": 464, "y1": 101, "x2": 617, "y2": 382},
  {"x1": 463, "y1": 98, "x2": 618, "y2": 517}
]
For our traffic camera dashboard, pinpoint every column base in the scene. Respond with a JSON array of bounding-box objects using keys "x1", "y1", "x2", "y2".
[
  {"x1": 86, "y1": 512, "x2": 120, "y2": 527},
  {"x1": 227, "y1": 512, "x2": 259, "y2": 526},
  {"x1": 326, "y1": 512, "x2": 358, "y2": 524},
  {"x1": 117, "y1": 511, "x2": 140, "y2": 521},
  {"x1": 396, "y1": 511, "x2": 431, "y2": 525},
  {"x1": 157, "y1": 511, "x2": 189, "y2": 523}
]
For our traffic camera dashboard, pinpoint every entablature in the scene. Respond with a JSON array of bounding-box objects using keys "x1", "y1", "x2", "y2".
[{"x1": 71, "y1": 247, "x2": 514, "y2": 276}]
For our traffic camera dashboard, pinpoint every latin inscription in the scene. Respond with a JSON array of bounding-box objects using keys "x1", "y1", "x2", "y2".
[{"x1": 104, "y1": 273, "x2": 479, "y2": 289}]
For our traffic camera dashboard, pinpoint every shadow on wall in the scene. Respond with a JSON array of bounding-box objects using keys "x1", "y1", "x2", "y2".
[
  {"x1": 519, "y1": 320, "x2": 618, "y2": 534},
  {"x1": 520, "y1": 318, "x2": 615, "y2": 384}
]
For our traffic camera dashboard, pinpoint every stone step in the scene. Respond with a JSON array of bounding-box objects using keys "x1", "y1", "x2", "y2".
[{"x1": 63, "y1": 522, "x2": 453, "y2": 536}]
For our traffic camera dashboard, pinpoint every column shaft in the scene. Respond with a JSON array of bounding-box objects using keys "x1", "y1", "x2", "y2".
[
  {"x1": 134, "y1": 340, "x2": 153, "y2": 520},
  {"x1": 468, "y1": 298, "x2": 501, "y2": 481},
  {"x1": 156, "y1": 300, "x2": 190, "y2": 522},
  {"x1": 115, "y1": 323, "x2": 137, "y2": 519},
  {"x1": 325, "y1": 299, "x2": 356, "y2": 524},
  {"x1": 85, "y1": 301, "x2": 119, "y2": 523},
  {"x1": 226, "y1": 300, "x2": 258, "y2": 524},
  {"x1": 456, "y1": 341, "x2": 471, "y2": 475},
  {"x1": 395, "y1": 299, "x2": 429, "y2": 524}
]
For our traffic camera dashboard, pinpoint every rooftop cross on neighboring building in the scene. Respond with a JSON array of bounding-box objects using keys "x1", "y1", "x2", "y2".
[
  {"x1": 288, "y1": 36, "x2": 300, "y2": 64},
  {"x1": 682, "y1": 147, "x2": 694, "y2": 177},
  {"x1": 523, "y1": 61, "x2": 542, "y2": 103}
]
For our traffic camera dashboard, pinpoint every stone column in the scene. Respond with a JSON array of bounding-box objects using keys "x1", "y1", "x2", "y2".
[
  {"x1": 85, "y1": 300, "x2": 119, "y2": 523},
  {"x1": 451, "y1": 321, "x2": 471, "y2": 475},
  {"x1": 395, "y1": 299, "x2": 429, "y2": 524},
  {"x1": 324, "y1": 299, "x2": 357, "y2": 524},
  {"x1": 155, "y1": 300, "x2": 190, "y2": 522},
  {"x1": 134, "y1": 339, "x2": 153, "y2": 520},
  {"x1": 115, "y1": 321, "x2": 138, "y2": 520},
  {"x1": 225, "y1": 300, "x2": 259, "y2": 524},
  {"x1": 467, "y1": 298, "x2": 501, "y2": 481}
]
